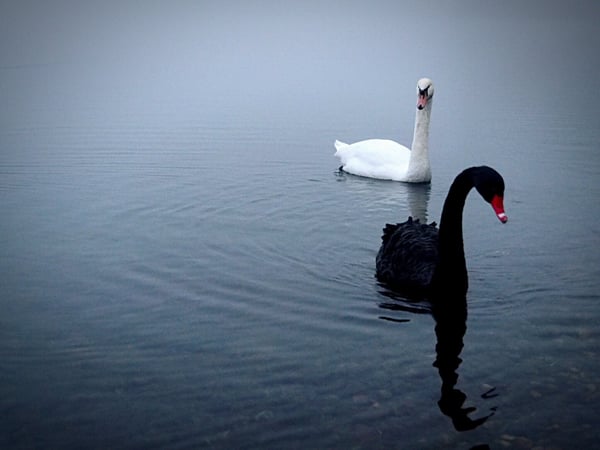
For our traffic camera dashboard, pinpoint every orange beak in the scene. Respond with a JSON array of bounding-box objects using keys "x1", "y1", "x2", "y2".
[{"x1": 417, "y1": 94, "x2": 428, "y2": 110}]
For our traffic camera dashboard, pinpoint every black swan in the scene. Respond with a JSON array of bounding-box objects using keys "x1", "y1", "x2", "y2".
[{"x1": 375, "y1": 166, "x2": 507, "y2": 298}]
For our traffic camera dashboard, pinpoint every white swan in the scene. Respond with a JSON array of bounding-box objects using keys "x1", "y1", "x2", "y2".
[{"x1": 334, "y1": 78, "x2": 434, "y2": 183}]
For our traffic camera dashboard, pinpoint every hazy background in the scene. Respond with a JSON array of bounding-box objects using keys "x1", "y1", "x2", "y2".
[{"x1": 2, "y1": 0, "x2": 599, "y2": 130}]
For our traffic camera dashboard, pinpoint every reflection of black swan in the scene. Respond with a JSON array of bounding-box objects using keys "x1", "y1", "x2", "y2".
[
  {"x1": 376, "y1": 166, "x2": 507, "y2": 298},
  {"x1": 433, "y1": 299, "x2": 496, "y2": 432}
]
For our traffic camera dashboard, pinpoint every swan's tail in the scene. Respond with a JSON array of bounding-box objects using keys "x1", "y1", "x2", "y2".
[{"x1": 334, "y1": 139, "x2": 348, "y2": 155}]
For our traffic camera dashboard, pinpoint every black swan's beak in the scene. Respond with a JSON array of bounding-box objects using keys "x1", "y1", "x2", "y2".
[{"x1": 491, "y1": 195, "x2": 508, "y2": 223}]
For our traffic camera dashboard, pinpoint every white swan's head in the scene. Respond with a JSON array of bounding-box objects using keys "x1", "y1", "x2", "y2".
[{"x1": 416, "y1": 78, "x2": 434, "y2": 110}]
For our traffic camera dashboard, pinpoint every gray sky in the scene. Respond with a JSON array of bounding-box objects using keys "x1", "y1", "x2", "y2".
[{"x1": 1, "y1": 1, "x2": 598, "y2": 125}]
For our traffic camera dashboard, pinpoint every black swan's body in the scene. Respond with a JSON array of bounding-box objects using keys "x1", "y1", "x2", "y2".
[{"x1": 376, "y1": 166, "x2": 507, "y2": 298}]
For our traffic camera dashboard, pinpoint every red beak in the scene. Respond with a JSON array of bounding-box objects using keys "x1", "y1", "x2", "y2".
[
  {"x1": 491, "y1": 195, "x2": 508, "y2": 223},
  {"x1": 417, "y1": 94, "x2": 428, "y2": 110}
]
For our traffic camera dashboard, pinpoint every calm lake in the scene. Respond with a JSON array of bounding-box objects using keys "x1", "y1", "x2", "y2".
[{"x1": 1, "y1": 2, "x2": 599, "y2": 449}]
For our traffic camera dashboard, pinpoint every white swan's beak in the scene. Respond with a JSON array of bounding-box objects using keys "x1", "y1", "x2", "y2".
[
  {"x1": 491, "y1": 195, "x2": 508, "y2": 223},
  {"x1": 417, "y1": 94, "x2": 428, "y2": 110}
]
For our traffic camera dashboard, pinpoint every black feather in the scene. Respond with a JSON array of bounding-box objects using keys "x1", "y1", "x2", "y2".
[{"x1": 376, "y1": 217, "x2": 439, "y2": 296}]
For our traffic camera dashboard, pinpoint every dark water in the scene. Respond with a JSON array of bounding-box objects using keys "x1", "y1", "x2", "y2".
[{"x1": 2, "y1": 2, "x2": 600, "y2": 449}]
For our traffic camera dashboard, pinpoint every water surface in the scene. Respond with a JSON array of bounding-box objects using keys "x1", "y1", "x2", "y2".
[{"x1": 1, "y1": 2, "x2": 599, "y2": 449}]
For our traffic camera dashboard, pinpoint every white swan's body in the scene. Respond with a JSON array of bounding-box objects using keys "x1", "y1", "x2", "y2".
[{"x1": 334, "y1": 78, "x2": 434, "y2": 183}]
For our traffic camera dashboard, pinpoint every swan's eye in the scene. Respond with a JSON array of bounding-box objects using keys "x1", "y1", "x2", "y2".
[{"x1": 419, "y1": 85, "x2": 433, "y2": 98}]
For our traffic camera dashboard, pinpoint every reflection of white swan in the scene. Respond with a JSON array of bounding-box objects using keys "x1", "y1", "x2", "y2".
[
  {"x1": 335, "y1": 172, "x2": 430, "y2": 221},
  {"x1": 406, "y1": 183, "x2": 431, "y2": 223},
  {"x1": 334, "y1": 78, "x2": 434, "y2": 183}
]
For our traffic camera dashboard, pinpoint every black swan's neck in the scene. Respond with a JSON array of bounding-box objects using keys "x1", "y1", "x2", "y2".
[{"x1": 431, "y1": 169, "x2": 476, "y2": 296}]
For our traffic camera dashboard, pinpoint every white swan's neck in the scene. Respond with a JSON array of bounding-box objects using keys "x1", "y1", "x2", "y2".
[{"x1": 406, "y1": 101, "x2": 432, "y2": 182}]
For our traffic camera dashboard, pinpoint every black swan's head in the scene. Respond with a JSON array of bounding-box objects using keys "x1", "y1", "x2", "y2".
[
  {"x1": 416, "y1": 78, "x2": 434, "y2": 110},
  {"x1": 472, "y1": 166, "x2": 508, "y2": 223}
]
